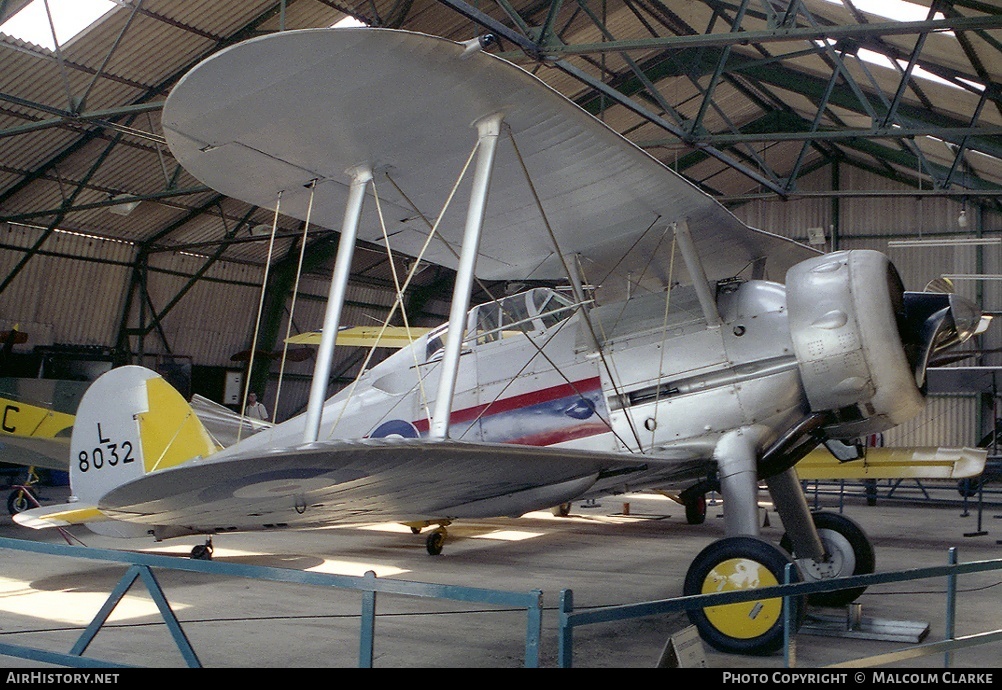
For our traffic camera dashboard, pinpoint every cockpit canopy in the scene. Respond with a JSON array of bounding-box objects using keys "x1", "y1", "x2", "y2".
[{"x1": 425, "y1": 288, "x2": 576, "y2": 361}]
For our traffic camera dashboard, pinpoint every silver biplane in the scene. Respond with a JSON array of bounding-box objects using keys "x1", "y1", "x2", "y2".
[{"x1": 14, "y1": 28, "x2": 985, "y2": 655}]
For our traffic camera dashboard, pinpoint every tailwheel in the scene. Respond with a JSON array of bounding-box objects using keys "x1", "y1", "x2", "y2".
[
  {"x1": 426, "y1": 527, "x2": 447, "y2": 556},
  {"x1": 684, "y1": 536, "x2": 805, "y2": 656},
  {"x1": 780, "y1": 511, "x2": 875, "y2": 607},
  {"x1": 190, "y1": 538, "x2": 214, "y2": 561}
]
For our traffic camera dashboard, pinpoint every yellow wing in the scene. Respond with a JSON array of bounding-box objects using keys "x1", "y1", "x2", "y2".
[
  {"x1": 796, "y1": 446, "x2": 987, "y2": 480},
  {"x1": 0, "y1": 395, "x2": 74, "y2": 471},
  {"x1": 287, "y1": 326, "x2": 432, "y2": 349}
]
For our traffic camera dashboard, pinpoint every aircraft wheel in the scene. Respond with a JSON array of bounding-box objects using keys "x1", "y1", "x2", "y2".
[
  {"x1": 551, "y1": 502, "x2": 572, "y2": 517},
  {"x1": 7, "y1": 487, "x2": 36, "y2": 515},
  {"x1": 426, "y1": 529, "x2": 446, "y2": 556},
  {"x1": 958, "y1": 478, "x2": 982, "y2": 498},
  {"x1": 685, "y1": 494, "x2": 707, "y2": 525},
  {"x1": 190, "y1": 542, "x2": 214, "y2": 561},
  {"x1": 780, "y1": 511, "x2": 875, "y2": 607},
  {"x1": 684, "y1": 536, "x2": 804, "y2": 656}
]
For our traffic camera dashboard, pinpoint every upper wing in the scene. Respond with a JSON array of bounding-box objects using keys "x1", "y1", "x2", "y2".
[{"x1": 163, "y1": 28, "x2": 816, "y2": 294}]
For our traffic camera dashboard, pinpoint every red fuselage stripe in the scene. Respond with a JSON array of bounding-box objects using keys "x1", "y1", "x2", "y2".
[{"x1": 412, "y1": 376, "x2": 603, "y2": 433}]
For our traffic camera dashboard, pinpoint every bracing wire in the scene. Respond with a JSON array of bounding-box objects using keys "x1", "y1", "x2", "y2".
[
  {"x1": 272, "y1": 179, "x2": 317, "y2": 424},
  {"x1": 507, "y1": 129, "x2": 645, "y2": 452},
  {"x1": 650, "y1": 232, "x2": 678, "y2": 454},
  {"x1": 238, "y1": 191, "x2": 282, "y2": 443}
]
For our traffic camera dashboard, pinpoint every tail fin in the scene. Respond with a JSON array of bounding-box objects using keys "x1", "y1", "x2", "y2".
[{"x1": 16, "y1": 365, "x2": 218, "y2": 535}]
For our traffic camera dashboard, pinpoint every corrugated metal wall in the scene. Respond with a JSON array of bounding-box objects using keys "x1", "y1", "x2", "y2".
[
  {"x1": 142, "y1": 252, "x2": 265, "y2": 366},
  {"x1": 0, "y1": 222, "x2": 133, "y2": 347},
  {"x1": 884, "y1": 395, "x2": 981, "y2": 448}
]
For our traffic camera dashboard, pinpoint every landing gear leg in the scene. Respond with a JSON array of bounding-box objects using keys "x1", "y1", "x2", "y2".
[
  {"x1": 765, "y1": 467, "x2": 825, "y2": 562},
  {"x1": 715, "y1": 428, "x2": 765, "y2": 538},
  {"x1": 684, "y1": 428, "x2": 806, "y2": 655},
  {"x1": 780, "y1": 512, "x2": 875, "y2": 607}
]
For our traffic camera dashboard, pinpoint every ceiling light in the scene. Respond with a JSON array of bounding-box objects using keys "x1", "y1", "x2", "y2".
[
  {"x1": 887, "y1": 237, "x2": 999, "y2": 248},
  {"x1": 941, "y1": 274, "x2": 1002, "y2": 281}
]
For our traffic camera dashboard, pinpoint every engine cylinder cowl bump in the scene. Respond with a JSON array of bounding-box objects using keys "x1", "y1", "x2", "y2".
[{"x1": 786, "y1": 250, "x2": 923, "y2": 438}]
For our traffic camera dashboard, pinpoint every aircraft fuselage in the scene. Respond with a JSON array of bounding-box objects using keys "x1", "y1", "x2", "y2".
[{"x1": 228, "y1": 280, "x2": 810, "y2": 498}]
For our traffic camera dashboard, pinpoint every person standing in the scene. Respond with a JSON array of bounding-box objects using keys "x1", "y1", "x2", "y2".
[{"x1": 245, "y1": 391, "x2": 269, "y2": 421}]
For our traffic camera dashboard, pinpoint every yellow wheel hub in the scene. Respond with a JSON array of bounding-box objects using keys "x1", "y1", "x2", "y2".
[{"x1": 701, "y1": 557, "x2": 782, "y2": 639}]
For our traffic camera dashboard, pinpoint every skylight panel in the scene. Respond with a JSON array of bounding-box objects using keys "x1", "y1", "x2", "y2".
[
  {"x1": 822, "y1": 0, "x2": 945, "y2": 23},
  {"x1": 0, "y1": 0, "x2": 115, "y2": 50},
  {"x1": 811, "y1": 40, "x2": 970, "y2": 92},
  {"x1": 331, "y1": 16, "x2": 368, "y2": 28}
]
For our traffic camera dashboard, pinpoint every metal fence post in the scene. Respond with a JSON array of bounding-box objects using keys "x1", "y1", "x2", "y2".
[
  {"x1": 360, "y1": 570, "x2": 377, "y2": 668},
  {"x1": 945, "y1": 548, "x2": 957, "y2": 668},
  {"x1": 558, "y1": 589, "x2": 574, "y2": 668}
]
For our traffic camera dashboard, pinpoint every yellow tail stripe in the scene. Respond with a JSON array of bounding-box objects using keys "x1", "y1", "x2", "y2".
[{"x1": 137, "y1": 377, "x2": 218, "y2": 473}]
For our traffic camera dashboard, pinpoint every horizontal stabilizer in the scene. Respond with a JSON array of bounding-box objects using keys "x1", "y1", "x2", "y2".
[
  {"x1": 797, "y1": 446, "x2": 987, "y2": 480},
  {"x1": 13, "y1": 502, "x2": 105, "y2": 529}
]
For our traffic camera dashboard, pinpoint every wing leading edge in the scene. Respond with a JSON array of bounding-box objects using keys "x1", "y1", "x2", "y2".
[{"x1": 162, "y1": 28, "x2": 817, "y2": 295}]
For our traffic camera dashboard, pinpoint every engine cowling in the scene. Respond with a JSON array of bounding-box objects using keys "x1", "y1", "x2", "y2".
[{"x1": 786, "y1": 250, "x2": 923, "y2": 438}]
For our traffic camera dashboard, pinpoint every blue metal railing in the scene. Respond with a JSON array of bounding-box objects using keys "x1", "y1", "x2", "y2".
[
  {"x1": 556, "y1": 548, "x2": 1002, "y2": 668},
  {"x1": 3, "y1": 536, "x2": 1000, "y2": 668},
  {"x1": 0, "y1": 537, "x2": 544, "y2": 668}
]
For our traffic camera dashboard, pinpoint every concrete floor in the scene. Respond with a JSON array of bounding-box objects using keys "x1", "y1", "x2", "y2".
[{"x1": 0, "y1": 481, "x2": 999, "y2": 668}]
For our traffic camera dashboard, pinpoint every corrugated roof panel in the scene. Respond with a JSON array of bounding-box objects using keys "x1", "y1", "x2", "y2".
[
  {"x1": 153, "y1": 0, "x2": 277, "y2": 35},
  {"x1": 255, "y1": 0, "x2": 360, "y2": 32}
]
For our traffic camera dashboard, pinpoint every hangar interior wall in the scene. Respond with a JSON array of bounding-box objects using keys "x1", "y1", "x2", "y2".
[{"x1": 2, "y1": 165, "x2": 1001, "y2": 438}]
